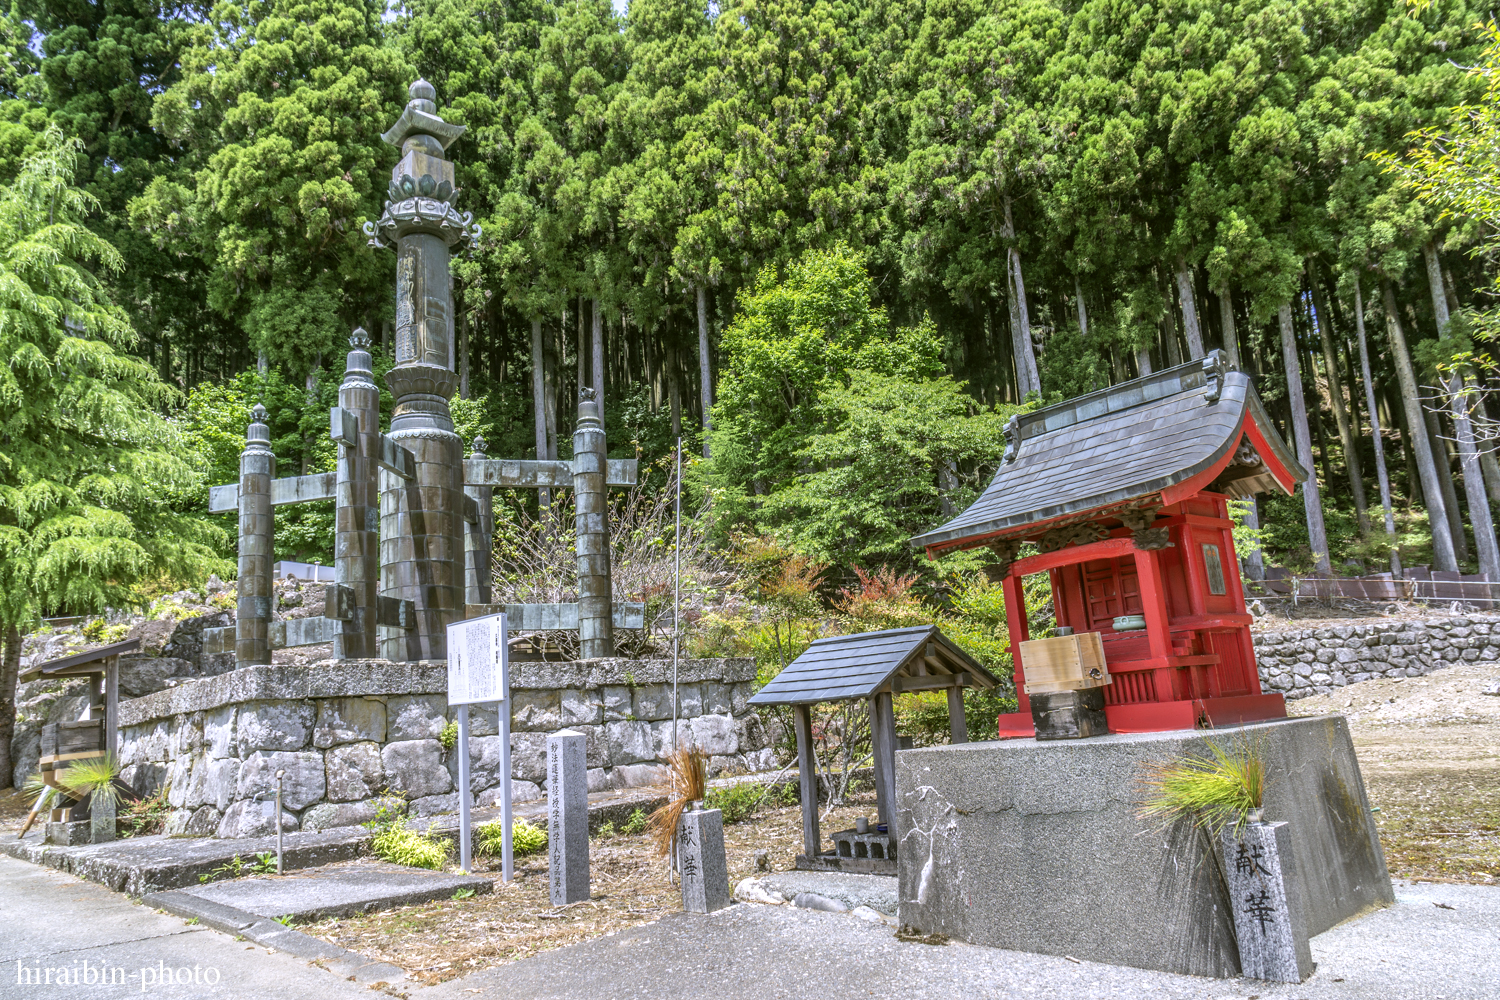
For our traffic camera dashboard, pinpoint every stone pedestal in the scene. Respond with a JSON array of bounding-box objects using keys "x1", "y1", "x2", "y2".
[
  {"x1": 893, "y1": 716, "x2": 1392, "y2": 978},
  {"x1": 1222, "y1": 820, "x2": 1313, "y2": 983},
  {"x1": 678, "y1": 806, "x2": 730, "y2": 914},
  {"x1": 45, "y1": 821, "x2": 91, "y2": 846},
  {"x1": 547, "y1": 729, "x2": 589, "y2": 905},
  {"x1": 90, "y1": 794, "x2": 116, "y2": 844}
]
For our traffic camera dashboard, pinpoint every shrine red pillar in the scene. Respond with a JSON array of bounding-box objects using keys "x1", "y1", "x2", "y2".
[
  {"x1": 1003, "y1": 573, "x2": 1031, "y2": 714},
  {"x1": 1132, "y1": 547, "x2": 1183, "y2": 703}
]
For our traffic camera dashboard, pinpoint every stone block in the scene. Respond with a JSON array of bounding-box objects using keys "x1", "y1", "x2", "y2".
[
  {"x1": 735, "y1": 714, "x2": 769, "y2": 753},
  {"x1": 446, "y1": 734, "x2": 504, "y2": 791},
  {"x1": 183, "y1": 805, "x2": 222, "y2": 838},
  {"x1": 313, "y1": 697, "x2": 387, "y2": 748},
  {"x1": 1221, "y1": 821, "x2": 1313, "y2": 983},
  {"x1": 217, "y1": 798, "x2": 297, "y2": 839},
  {"x1": 385, "y1": 694, "x2": 448, "y2": 741},
  {"x1": 301, "y1": 799, "x2": 380, "y2": 832},
  {"x1": 195, "y1": 758, "x2": 240, "y2": 812},
  {"x1": 119, "y1": 762, "x2": 167, "y2": 798},
  {"x1": 587, "y1": 767, "x2": 618, "y2": 792},
  {"x1": 678, "y1": 806, "x2": 730, "y2": 913},
  {"x1": 730, "y1": 682, "x2": 753, "y2": 716},
  {"x1": 605, "y1": 720, "x2": 655, "y2": 765},
  {"x1": 203, "y1": 707, "x2": 236, "y2": 759},
  {"x1": 165, "y1": 755, "x2": 194, "y2": 809},
  {"x1": 744, "y1": 747, "x2": 779, "y2": 773},
  {"x1": 508, "y1": 731, "x2": 549, "y2": 783},
  {"x1": 118, "y1": 657, "x2": 193, "y2": 699},
  {"x1": 511, "y1": 689, "x2": 562, "y2": 731},
  {"x1": 689, "y1": 714, "x2": 737, "y2": 756},
  {"x1": 893, "y1": 717, "x2": 1392, "y2": 978},
  {"x1": 119, "y1": 720, "x2": 169, "y2": 766},
  {"x1": 614, "y1": 763, "x2": 669, "y2": 788},
  {"x1": 707, "y1": 754, "x2": 745, "y2": 777},
  {"x1": 326, "y1": 742, "x2": 384, "y2": 802},
  {"x1": 382, "y1": 739, "x2": 453, "y2": 799},
  {"x1": 632, "y1": 683, "x2": 673, "y2": 721},
  {"x1": 410, "y1": 792, "x2": 458, "y2": 816},
  {"x1": 467, "y1": 703, "x2": 499, "y2": 737},
  {"x1": 476, "y1": 779, "x2": 543, "y2": 807},
  {"x1": 561, "y1": 689, "x2": 602, "y2": 726},
  {"x1": 234, "y1": 701, "x2": 314, "y2": 755},
  {"x1": 679, "y1": 684, "x2": 704, "y2": 718},
  {"x1": 602, "y1": 685, "x2": 631, "y2": 721},
  {"x1": 237, "y1": 750, "x2": 326, "y2": 811}
]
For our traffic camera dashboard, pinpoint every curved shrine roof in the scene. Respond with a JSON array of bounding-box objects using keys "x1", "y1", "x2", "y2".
[{"x1": 910, "y1": 353, "x2": 1305, "y2": 556}]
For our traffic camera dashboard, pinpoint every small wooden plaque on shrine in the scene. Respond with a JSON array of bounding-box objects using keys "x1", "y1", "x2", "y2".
[{"x1": 1019, "y1": 633, "x2": 1110, "y2": 694}]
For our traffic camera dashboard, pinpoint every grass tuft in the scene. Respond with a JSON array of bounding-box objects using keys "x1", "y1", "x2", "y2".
[
  {"x1": 474, "y1": 818, "x2": 548, "y2": 857},
  {"x1": 1136, "y1": 738, "x2": 1266, "y2": 835}
]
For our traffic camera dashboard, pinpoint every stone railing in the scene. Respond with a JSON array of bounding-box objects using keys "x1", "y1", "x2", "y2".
[
  {"x1": 1253, "y1": 615, "x2": 1500, "y2": 699},
  {"x1": 117, "y1": 656, "x2": 772, "y2": 839}
]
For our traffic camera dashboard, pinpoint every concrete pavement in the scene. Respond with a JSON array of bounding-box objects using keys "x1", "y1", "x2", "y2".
[{"x1": 0, "y1": 855, "x2": 379, "y2": 999}]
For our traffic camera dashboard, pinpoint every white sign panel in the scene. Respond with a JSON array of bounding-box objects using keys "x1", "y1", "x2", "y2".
[{"x1": 447, "y1": 613, "x2": 507, "y2": 706}]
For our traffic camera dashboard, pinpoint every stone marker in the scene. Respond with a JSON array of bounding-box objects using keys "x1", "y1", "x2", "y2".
[
  {"x1": 547, "y1": 729, "x2": 589, "y2": 905},
  {"x1": 1220, "y1": 820, "x2": 1312, "y2": 983},
  {"x1": 678, "y1": 805, "x2": 730, "y2": 914}
]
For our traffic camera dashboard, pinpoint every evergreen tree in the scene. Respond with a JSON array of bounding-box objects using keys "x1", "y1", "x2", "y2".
[{"x1": 0, "y1": 128, "x2": 226, "y2": 788}]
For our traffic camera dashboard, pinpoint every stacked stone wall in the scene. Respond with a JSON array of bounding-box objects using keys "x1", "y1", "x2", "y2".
[
  {"x1": 1253, "y1": 615, "x2": 1500, "y2": 698},
  {"x1": 116, "y1": 657, "x2": 772, "y2": 839}
]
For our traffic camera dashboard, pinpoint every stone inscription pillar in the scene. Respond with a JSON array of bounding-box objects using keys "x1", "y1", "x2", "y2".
[
  {"x1": 464, "y1": 436, "x2": 493, "y2": 608},
  {"x1": 335, "y1": 328, "x2": 380, "y2": 658},
  {"x1": 236, "y1": 404, "x2": 274, "y2": 665},
  {"x1": 364, "y1": 78, "x2": 479, "y2": 661},
  {"x1": 573, "y1": 389, "x2": 612, "y2": 659}
]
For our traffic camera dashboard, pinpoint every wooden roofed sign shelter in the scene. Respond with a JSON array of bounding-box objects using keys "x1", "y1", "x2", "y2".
[
  {"x1": 910, "y1": 352, "x2": 1305, "y2": 737},
  {"x1": 748, "y1": 626, "x2": 1001, "y2": 874}
]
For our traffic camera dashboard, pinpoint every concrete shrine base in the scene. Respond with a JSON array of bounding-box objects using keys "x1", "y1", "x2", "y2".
[{"x1": 893, "y1": 716, "x2": 1393, "y2": 978}]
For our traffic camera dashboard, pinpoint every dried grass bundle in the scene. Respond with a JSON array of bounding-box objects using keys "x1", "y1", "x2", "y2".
[{"x1": 648, "y1": 747, "x2": 707, "y2": 858}]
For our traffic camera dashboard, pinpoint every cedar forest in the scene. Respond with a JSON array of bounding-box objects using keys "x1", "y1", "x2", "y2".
[{"x1": 2, "y1": 0, "x2": 1499, "y2": 774}]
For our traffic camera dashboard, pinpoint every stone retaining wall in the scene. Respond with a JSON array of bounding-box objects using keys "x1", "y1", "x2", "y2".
[
  {"x1": 116, "y1": 657, "x2": 772, "y2": 839},
  {"x1": 1253, "y1": 615, "x2": 1500, "y2": 699}
]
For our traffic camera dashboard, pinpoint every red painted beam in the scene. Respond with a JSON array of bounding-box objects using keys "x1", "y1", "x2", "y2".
[{"x1": 1006, "y1": 535, "x2": 1134, "y2": 579}]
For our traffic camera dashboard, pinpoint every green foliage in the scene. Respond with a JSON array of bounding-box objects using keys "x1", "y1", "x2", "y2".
[
  {"x1": 438, "y1": 719, "x2": 459, "y2": 753},
  {"x1": 119, "y1": 786, "x2": 171, "y2": 838},
  {"x1": 0, "y1": 127, "x2": 229, "y2": 627},
  {"x1": 475, "y1": 816, "x2": 548, "y2": 856},
  {"x1": 372, "y1": 825, "x2": 449, "y2": 870},
  {"x1": 1136, "y1": 739, "x2": 1267, "y2": 835},
  {"x1": 57, "y1": 753, "x2": 121, "y2": 808},
  {"x1": 703, "y1": 782, "x2": 764, "y2": 824},
  {"x1": 620, "y1": 807, "x2": 647, "y2": 836},
  {"x1": 198, "y1": 851, "x2": 277, "y2": 883},
  {"x1": 451, "y1": 887, "x2": 476, "y2": 900}
]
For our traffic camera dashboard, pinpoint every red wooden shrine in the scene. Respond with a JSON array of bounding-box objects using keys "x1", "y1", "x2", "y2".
[{"x1": 910, "y1": 352, "x2": 1306, "y2": 735}]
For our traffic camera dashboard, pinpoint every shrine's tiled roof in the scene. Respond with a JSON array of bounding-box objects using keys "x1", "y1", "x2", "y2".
[{"x1": 910, "y1": 353, "x2": 1304, "y2": 554}]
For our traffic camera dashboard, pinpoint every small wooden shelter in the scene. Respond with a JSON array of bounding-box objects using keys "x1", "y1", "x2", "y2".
[
  {"x1": 20, "y1": 638, "x2": 137, "y2": 826},
  {"x1": 910, "y1": 352, "x2": 1304, "y2": 736},
  {"x1": 749, "y1": 625, "x2": 1001, "y2": 874}
]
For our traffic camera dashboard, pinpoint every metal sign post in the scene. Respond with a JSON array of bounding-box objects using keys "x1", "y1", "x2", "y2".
[{"x1": 446, "y1": 612, "x2": 509, "y2": 878}]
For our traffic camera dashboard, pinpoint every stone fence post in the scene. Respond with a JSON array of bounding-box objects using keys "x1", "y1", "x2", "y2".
[{"x1": 236, "y1": 405, "x2": 274, "y2": 666}]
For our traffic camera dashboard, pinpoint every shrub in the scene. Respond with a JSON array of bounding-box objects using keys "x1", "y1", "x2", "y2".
[
  {"x1": 704, "y1": 782, "x2": 764, "y2": 824},
  {"x1": 438, "y1": 720, "x2": 459, "y2": 753},
  {"x1": 621, "y1": 807, "x2": 647, "y2": 835},
  {"x1": 371, "y1": 826, "x2": 448, "y2": 870},
  {"x1": 475, "y1": 818, "x2": 548, "y2": 857}
]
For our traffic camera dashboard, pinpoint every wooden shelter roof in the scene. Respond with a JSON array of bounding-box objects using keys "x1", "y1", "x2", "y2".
[
  {"x1": 748, "y1": 626, "x2": 999, "y2": 707},
  {"x1": 910, "y1": 352, "x2": 1305, "y2": 556},
  {"x1": 19, "y1": 639, "x2": 139, "y2": 683}
]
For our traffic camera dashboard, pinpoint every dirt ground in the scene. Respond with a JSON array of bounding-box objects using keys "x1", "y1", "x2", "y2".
[
  {"x1": 298, "y1": 799, "x2": 880, "y2": 988},
  {"x1": 1289, "y1": 660, "x2": 1500, "y2": 886}
]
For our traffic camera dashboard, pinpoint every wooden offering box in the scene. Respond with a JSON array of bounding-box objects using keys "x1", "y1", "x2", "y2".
[{"x1": 1018, "y1": 632, "x2": 1109, "y2": 694}]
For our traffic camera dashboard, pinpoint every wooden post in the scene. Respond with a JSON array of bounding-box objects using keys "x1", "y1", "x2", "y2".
[
  {"x1": 868, "y1": 692, "x2": 898, "y2": 828},
  {"x1": 1002, "y1": 573, "x2": 1031, "y2": 714},
  {"x1": 794, "y1": 704, "x2": 820, "y2": 859},
  {"x1": 104, "y1": 658, "x2": 118, "y2": 758},
  {"x1": 946, "y1": 685, "x2": 968, "y2": 744}
]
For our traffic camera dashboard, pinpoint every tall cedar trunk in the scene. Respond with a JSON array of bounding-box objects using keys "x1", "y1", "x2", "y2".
[
  {"x1": 1280, "y1": 302, "x2": 1332, "y2": 573},
  {"x1": 1158, "y1": 269, "x2": 1182, "y2": 368},
  {"x1": 991, "y1": 299, "x2": 1016, "y2": 402},
  {"x1": 531, "y1": 318, "x2": 552, "y2": 510},
  {"x1": 1353, "y1": 282, "x2": 1403, "y2": 577},
  {"x1": 697, "y1": 285, "x2": 713, "y2": 457},
  {"x1": 1002, "y1": 195, "x2": 1040, "y2": 396},
  {"x1": 1175, "y1": 263, "x2": 1204, "y2": 359},
  {"x1": 1390, "y1": 382, "x2": 1422, "y2": 504},
  {"x1": 1425, "y1": 242, "x2": 1500, "y2": 583},
  {"x1": 550, "y1": 313, "x2": 563, "y2": 458},
  {"x1": 591, "y1": 300, "x2": 604, "y2": 403},
  {"x1": 1218, "y1": 288, "x2": 1242, "y2": 370},
  {"x1": 1427, "y1": 409, "x2": 1470, "y2": 563},
  {"x1": 1074, "y1": 274, "x2": 1088, "y2": 338},
  {"x1": 1309, "y1": 276, "x2": 1369, "y2": 533},
  {"x1": 1136, "y1": 347, "x2": 1153, "y2": 376},
  {"x1": 0, "y1": 623, "x2": 18, "y2": 788},
  {"x1": 1382, "y1": 279, "x2": 1458, "y2": 571},
  {"x1": 1241, "y1": 495, "x2": 1265, "y2": 580},
  {"x1": 302, "y1": 362, "x2": 319, "y2": 476}
]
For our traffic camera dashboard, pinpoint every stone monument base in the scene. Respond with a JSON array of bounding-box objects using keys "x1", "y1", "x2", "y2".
[{"x1": 893, "y1": 716, "x2": 1392, "y2": 978}]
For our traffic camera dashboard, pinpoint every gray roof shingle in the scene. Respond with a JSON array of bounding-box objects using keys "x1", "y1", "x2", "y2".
[
  {"x1": 748, "y1": 626, "x2": 1000, "y2": 706},
  {"x1": 910, "y1": 354, "x2": 1304, "y2": 553}
]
